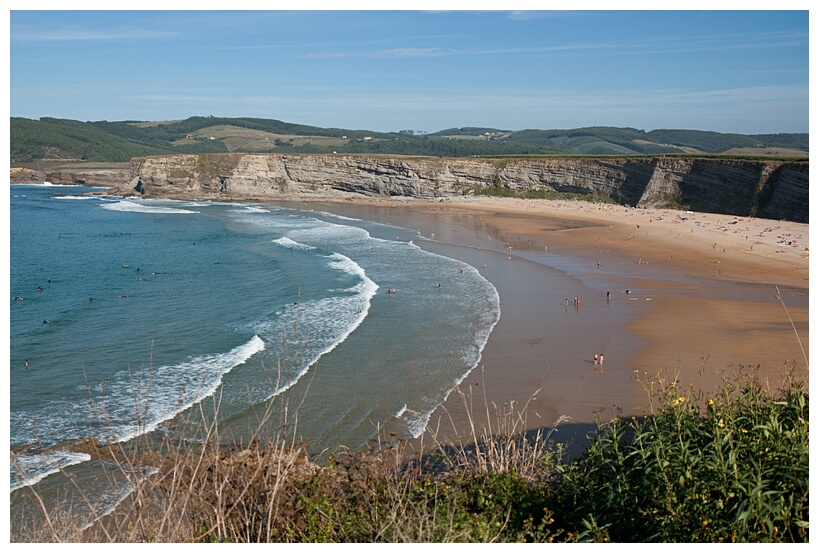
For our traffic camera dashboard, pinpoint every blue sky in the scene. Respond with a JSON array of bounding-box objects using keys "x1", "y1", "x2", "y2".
[{"x1": 7, "y1": 6, "x2": 811, "y2": 134}]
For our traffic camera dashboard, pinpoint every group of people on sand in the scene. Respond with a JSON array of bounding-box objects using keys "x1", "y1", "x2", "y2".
[
  {"x1": 566, "y1": 296, "x2": 581, "y2": 307},
  {"x1": 593, "y1": 353, "x2": 605, "y2": 374}
]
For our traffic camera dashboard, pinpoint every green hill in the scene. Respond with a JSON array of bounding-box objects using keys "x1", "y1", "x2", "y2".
[{"x1": 10, "y1": 116, "x2": 809, "y2": 164}]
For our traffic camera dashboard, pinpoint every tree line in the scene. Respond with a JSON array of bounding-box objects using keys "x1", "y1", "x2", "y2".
[{"x1": 10, "y1": 116, "x2": 809, "y2": 163}]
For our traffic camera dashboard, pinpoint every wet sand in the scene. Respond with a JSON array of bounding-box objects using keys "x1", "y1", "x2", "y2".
[{"x1": 284, "y1": 196, "x2": 809, "y2": 455}]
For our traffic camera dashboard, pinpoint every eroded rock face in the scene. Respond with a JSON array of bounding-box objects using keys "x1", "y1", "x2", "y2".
[
  {"x1": 10, "y1": 167, "x2": 133, "y2": 187},
  {"x1": 105, "y1": 153, "x2": 807, "y2": 222}
]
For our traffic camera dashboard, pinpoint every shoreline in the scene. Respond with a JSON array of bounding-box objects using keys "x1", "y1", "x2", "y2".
[
  {"x1": 9, "y1": 190, "x2": 809, "y2": 538},
  {"x1": 13, "y1": 188, "x2": 810, "y2": 458},
  {"x1": 295, "y1": 196, "x2": 809, "y2": 454}
]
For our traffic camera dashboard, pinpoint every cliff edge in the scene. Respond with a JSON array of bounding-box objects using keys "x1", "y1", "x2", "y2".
[{"x1": 92, "y1": 154, "x2": 807, "y2": 223}]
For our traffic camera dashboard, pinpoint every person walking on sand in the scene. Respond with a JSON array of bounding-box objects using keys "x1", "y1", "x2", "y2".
[
  {"x1": 599, "y1": 354, "x2": 604, "y2": 373},
  {"x1": 594, "y1": 354, "x2": 598, "y2": 366}
]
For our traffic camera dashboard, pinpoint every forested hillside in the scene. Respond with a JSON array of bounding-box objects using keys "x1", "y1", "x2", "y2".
[{"x1": 10, "y1": 116, "x2": 809, "y2": 163}]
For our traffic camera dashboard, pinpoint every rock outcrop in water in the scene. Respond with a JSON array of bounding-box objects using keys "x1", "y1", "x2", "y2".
[{"x1": 27, "y1": 153, "x2": 812, "y2": 222}]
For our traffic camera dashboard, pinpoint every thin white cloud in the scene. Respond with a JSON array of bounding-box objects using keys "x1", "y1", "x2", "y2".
[
  {"x1": 127, "y1": 94, "x2": 236, "y2": 104},
  {"x1": 505, "y1": 10, "x2": 588, "y2": 21},
  {"x1": 299, "y1": 28, "x2": 807, "y2": 60},
  {"x1": 373, "y1": 47, "x2": 452, "y2": 57},
  {"x1": 11, "y1": 26, "x2": 174, "y2": 42}
]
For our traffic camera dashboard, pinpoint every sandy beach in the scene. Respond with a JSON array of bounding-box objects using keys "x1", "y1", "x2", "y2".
[{"x1": 298, "y1": 196, "x2": 809, "y2": 455}]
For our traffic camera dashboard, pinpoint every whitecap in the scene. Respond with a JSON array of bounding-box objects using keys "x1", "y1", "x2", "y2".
[
  {"x1": 272, "y1": 237, "x2": 317, "y2": 251},
  {"x1": 261, "y1": 253, "x2": 378, "y2": 401},
  {"x1": 9, "y1": 336, "x2": 265, "y2": 451},
  {"x1": 181, "y1": 201, "x2": 213, "y2": 207},
  {"x1": 396, "y1": 407, "x2": 428, "y2": 439},
  {"x1": 100, "y1": 200, "x2": 198, "y2": 214},
  {"x1": 105, "y1": 335, "x2": 266, "y2": 444},
  {"x1": 10, "y1": 450, "x2": 91, "y2": 492},
  {"x1": 74, "y1": 466, "x2": 159, "y2": 534}
]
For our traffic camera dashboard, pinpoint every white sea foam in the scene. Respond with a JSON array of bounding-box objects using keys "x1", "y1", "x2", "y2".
[
  {"x1": 327, "y1": 251, "x2": 369, "y2": 279},
  {"x1": 9, "y1": 336, "x2": 265, "y2": 454},
  {"x1": 101, "y1": 199, "x2": 199, "y2": 214},
  {"x1": 395, "y1": 258, "x2": 501, "y2": 439},
  {"x1": 272, "y1": 236, "x2": 317, "y2": 251},
  {"x1": 106, "y1": 334, "x2": 266, "y2": 444},
  {"x1": 10, "y1": 450, "x2": 91, "y2": 492},
  {"x1": 75, "y1": 466, "x2": 159, "y2": 534},
  {"x1": 227, "y1": 210, "x2": 315, "y2": 233},
  {"x1": 397, "y1": 407, "x2": 428, "y2": 439},
  {"x1": 284, "y1": 212, "x2": 502, "y2": 440},
  {"x1": 315, "y1": 209, "x2": 414, "y2": 236},
  {"x1": 261, "y1": 252, "x2": 378, "y2": 401},
  {"x1": 315, "y1": 211, "x2": 363, "y2": 223},
  {"x1": 287, "y1": 219, "x2": 371, "y2": 245}
]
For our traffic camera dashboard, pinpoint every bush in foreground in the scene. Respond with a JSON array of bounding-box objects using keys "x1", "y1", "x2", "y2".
[
  {"x1": 555, "y1": 370, "x2": 808, "y2": 542},
  {"x1": 12, "y1": 369, "x2": 808, "y2": 542}
]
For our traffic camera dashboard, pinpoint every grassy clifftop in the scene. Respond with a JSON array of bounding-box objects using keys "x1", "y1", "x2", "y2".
[{"x1": 11, "y1": 116, "x2": 809, "y2": 164}]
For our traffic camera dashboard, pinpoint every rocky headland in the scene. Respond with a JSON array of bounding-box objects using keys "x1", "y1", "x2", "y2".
[{"x1": 12, "y1": 153, "x2": 809, "y2": 223}]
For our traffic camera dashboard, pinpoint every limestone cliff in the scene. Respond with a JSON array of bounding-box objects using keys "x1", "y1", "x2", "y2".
[
  {"x1": 106, "y1": 154, "x2": 807, "y2": 222},
  {"x1": 10, "y1": 166, "x2": 133, "y2": 187}
]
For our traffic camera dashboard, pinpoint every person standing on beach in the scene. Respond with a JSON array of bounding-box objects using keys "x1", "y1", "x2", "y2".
[{"x1": 594, "y1": 354, "x2": 598, "y2": 366}]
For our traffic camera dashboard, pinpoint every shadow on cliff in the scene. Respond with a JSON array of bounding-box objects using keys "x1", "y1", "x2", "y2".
[{"x1": 612, "y1": 159, "x2": 657, "y2": 207}]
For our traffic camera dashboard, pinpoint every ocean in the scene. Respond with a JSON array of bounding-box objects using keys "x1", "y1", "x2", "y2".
[{"x1": 9, "y1": 184, "x2": 500, "y2": 521}]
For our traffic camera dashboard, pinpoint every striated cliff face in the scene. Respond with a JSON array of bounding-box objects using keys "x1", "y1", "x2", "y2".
[
  {"x1": 11, "y1": 166, "x2": 133, "y2": 187},
  {"x1": 108, "y1": 153, "x2": 808, "y2": 222}
]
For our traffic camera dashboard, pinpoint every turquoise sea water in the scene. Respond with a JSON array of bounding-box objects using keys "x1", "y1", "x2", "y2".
[{"x1": 9, "y1": 185, "x2": 499, "y2": 502}]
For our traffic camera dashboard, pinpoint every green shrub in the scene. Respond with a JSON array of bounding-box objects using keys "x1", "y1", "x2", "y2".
[
  {"x1": 12, "y1": 369, "x2": 807, "y2": 543},
  {"x1": 554, "y1": 370, "x2": 808, "y2": 542}
]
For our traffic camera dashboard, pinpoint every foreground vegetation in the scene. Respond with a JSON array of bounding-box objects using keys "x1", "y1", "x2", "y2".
[{"x1": 11, "y1": 369, "x2": 808, "y2": 543}]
